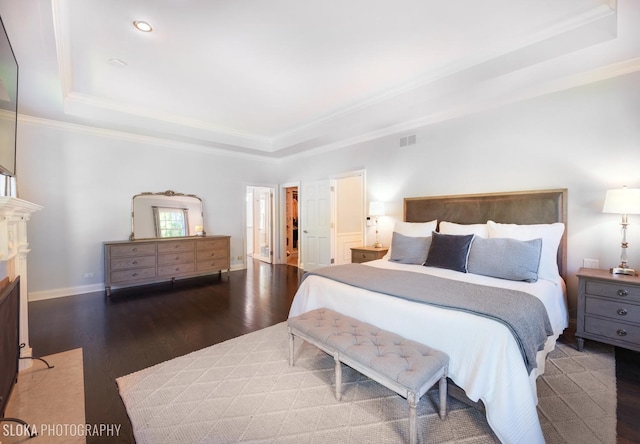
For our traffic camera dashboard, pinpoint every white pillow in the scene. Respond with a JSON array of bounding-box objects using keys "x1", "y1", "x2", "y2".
[
  {"x1": 439, "y1": 221, "x2": 488, "y2": 238},
  {"x1": 393, "y1": 220, "x2": 437, "y2": 237},
  {"x1": 486, "y1": 220, "x2": 565, "y2": 283},
  {"x1": 384, "y1": 220, "x2": 437, "y2": 260}
]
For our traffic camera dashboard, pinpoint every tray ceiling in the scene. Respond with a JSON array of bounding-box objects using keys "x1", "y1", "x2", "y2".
[{"x1": 1, "y1": 0, "x2": 638, "y2": 158}]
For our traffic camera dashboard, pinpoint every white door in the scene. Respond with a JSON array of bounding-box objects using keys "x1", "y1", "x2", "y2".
[
  {"x1": 301, "y1": 180, "x2": 332, "y2": 271},
  {"x1": 333, "y1": 174, "x2": 364, "y2": 264}
]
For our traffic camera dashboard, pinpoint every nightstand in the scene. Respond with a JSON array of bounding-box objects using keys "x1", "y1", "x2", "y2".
[
  {"x1": 350, "y1": 246, "x2": 389, "y2": 264},
  {"x1": 576, "y1": 267, "x2": 640, "y2": 352}
]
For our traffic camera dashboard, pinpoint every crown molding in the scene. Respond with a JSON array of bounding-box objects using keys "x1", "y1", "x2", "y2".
[
  {"x1": 280, "y1": 56, "x2": 640, "y2": 162},
  {"x1": 17, "y1": 115, "x2": 280, "y2": 163}
]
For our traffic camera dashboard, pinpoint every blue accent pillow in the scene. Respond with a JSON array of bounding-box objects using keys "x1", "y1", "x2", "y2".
[
  {"x1": 467, "y1": 237, "x2": 542, "y2": 282},
  {"x1": 389, "y1": 231, "x2": 431, "y2": 265},
  {"x1": 425, "y1": 232, "x2": 474, "y2": 273}
]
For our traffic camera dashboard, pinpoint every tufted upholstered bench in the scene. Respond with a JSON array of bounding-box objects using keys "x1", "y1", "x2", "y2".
[{"x1": 287, "y1": 308, "x2": 449, "y2": 444}]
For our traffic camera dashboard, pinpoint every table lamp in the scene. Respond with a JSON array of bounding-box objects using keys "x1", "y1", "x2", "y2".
[
  {"x1": 369, "y1": 202, "x2": 385, "y2": 248},
  {"x1": 602, "y1": 186, "x2": 640, "y2": 275}
]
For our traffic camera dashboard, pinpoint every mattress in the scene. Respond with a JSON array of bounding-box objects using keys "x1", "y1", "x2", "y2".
[{"x1": 289, "y1": 259, "x2": 569, "y2": 444}]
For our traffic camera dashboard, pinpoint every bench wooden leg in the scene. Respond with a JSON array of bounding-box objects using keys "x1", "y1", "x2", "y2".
[
  {"x1": 334, "y1": 351, "x2": 342, "y2": 401},
  {"x1": 408, "y1": 391, "x2": 418, "y2": 444},
  {"x1": 288, "y1": 328, "x2": 294, "y2": 366},
  {"x1": 439, "y1": 374, "x2": 447, "y2": 419}
]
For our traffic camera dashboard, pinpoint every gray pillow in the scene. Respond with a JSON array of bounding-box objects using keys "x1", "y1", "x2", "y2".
[
  {"x1": 389, "y1": 231, "x2": 431, "y2": 265},
  {"x1": 467, "y1": 237, "x2": 542, "y2": 282},
  {"x1": 425, "y1": 232, "x2": 474, "y2": 273}
]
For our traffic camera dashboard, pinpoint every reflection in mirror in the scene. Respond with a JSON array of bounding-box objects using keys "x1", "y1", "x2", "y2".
[{"x1": 131, "y1": 190, "x2": 205, "y2": 240}]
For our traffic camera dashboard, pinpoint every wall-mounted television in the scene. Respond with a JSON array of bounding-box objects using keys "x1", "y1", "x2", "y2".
[{"x1": 0, "y1": 15, "x2": 18, "y2": 177}]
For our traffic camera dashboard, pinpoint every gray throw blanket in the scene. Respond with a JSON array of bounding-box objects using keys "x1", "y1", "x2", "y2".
[{"x1": 304, "y1": 263, "x2": 554, "y2": 374}]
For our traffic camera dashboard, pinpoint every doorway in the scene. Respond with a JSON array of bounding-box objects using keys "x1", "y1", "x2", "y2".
[
  {"x1": 332, "y1": 172, "x2": 365, "y2": 265},
  {"x1": 284, "y1": 186, "x2": 299, "y2": 267},
  {"x1": 246, "y1": 186, "x2": 274, "y2": 263},
  {"x1": 295, "y1": 170, "x2": 365, "y2": 271}
]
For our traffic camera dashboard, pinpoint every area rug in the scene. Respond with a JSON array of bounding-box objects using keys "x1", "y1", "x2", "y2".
[{"x1": 117, "y1": 323, "x2": 616, "y2": 443}]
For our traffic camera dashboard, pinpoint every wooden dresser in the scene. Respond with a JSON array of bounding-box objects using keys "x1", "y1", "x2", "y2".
[
  {"x1": 576, "y1": 267, "x2": 640, "y2": 352},
  {"x1": 104, "y1": 235, "x2": 230, "y2": 297}
]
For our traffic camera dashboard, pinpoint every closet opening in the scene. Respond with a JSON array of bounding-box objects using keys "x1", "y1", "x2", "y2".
[{"x1": 284, "y1": 186, "x2": 299, "y2": 267}]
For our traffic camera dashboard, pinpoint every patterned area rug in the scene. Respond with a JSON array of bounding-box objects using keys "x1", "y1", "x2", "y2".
[{"x1": 117, "y1": 323, "x2": 616, "y2": 443}]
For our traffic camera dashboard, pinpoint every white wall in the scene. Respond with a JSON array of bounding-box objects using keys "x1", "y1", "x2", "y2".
[
  {"x1": 16, "y1": 121, "x2": 277, "y2": 299},
  {"x1": 279, "y1": 71, "x2": 640, "y2": 318},
  {"x1": 14, "y1": 71, "x2": 640, "y2": 319}
]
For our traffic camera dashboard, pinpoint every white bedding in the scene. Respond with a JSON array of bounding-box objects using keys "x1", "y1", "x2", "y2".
[{"x1": 289, "y1": 259, "x2": 569, "y2": 444}]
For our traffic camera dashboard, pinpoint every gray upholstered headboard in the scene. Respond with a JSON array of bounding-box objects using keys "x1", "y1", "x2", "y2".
[{"x1": 404, "y1": 189, "x2": 568, "y2": 280}]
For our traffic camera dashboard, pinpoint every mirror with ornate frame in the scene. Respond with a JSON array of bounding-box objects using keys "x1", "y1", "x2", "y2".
[{"x1": 130, "y1": 190, "x2": 205, "y2": 240}]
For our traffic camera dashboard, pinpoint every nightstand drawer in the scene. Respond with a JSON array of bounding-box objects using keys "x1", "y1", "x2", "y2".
[
  {"x1": 586, "y1": 280, "x2": 640, "y2": 303},
  {"x1": 584, "y1": 316, "x2": 640, "y2": 345},
  {"x1": 585, "y1": 297, "x2": 640, "y2": 323},
  {"x1": 353, "y1": 251, "x2": 379, "y2": 263}
]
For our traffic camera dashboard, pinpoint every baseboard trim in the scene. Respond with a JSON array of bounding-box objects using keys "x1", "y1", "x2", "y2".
[{"x1": 28, "y1": 265, "x2": 246, "y2": 301}]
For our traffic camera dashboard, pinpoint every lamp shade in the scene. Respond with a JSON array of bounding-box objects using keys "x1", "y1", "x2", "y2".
[
  {"x1": 369, "y1": 201, "x2": 385, "y2": 217},
  {"x1": 602, "y1": 188, "x2": 640, "y2": 214}
]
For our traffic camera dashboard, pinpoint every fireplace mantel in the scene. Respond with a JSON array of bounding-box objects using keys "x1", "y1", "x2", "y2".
[{"x1": 0, "y1": 196, "x2": 42, "y2": 370}]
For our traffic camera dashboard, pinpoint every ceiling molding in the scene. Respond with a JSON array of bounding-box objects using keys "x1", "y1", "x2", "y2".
[
  {"x1": 17, "y1": 114, "x2": 279, "y2": 163},
  {"x1": 279, "y1": 56, "x2": 640, "y2": 162},
  {"x1": 47, "y1": 0, "x2": 618, "y2": 156}
]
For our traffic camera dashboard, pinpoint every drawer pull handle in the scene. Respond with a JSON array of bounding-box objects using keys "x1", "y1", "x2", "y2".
[
  {"x1": 132, "y1": 247, "x2": 138, "y2": 252},
  {"x1": 132, "y1": 272, "x2": 138, "y2": 277},
  {"x1": 132, "y1": 260, "x2": 138, "y2": 265},
  {"x1": 617, "y1": 308, "x2": 628, "y2": 316},
  {"x1": 617, "y1": 329, "x2": 627, "y2": 337},
  {"x1": 617, "y1": 289, "x2": 628, "y2": 297}
]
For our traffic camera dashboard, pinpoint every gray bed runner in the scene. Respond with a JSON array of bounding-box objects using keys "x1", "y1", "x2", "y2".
[{"x1": 304, "y1": 263, "x2": 553, "y2": 374}]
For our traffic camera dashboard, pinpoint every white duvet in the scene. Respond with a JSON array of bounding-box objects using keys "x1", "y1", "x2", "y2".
[{"x1": 289, "y1": 260, "x2": 569, "y2": 444}]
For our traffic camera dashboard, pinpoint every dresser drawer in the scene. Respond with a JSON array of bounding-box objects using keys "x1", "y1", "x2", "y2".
[
  {"x1": 585, "y1": 296, "x2": 640, "y2": 324},
  {"x1": 584, "y1": 315, "x2": 640, "y2": 346},
  {"x1": 197, "y1": 238, "x2": 228, "y2": 251},
  {"x1": 586, "y1": 280, "x2": 640, "y2": 303},
  {"x1": 157, "y1": 252, "x2": 195, "y2": 265},
  {"x1": 110, "y1": 255, "x2": 156, "y2": 271},
  {"x1": 196, "y1": 249, "x2": 228, "y2": 261},
  {"x1": 157, "y1": 240, "x2": 195, "y2": 254},
  {"x1": 111, "y1": 267, "x2": 156, "y2": 283},
  {"x1": 196, "y1": 258, "x2": 229, "y2": 272},
  {"x1": 157, "y1": 263, "x2": 195, "y2": 277},
  {"x1": 109, "y1": 243, "x2": 156, "y2": 257}
]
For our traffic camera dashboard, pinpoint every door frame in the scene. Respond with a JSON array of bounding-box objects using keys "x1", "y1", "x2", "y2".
[
  {"x1": 244, "y1": 183, "x2": 277, "y2": 267},
  {"x1": 278, "y1": 181, "x2": 300, "y2": 266}
]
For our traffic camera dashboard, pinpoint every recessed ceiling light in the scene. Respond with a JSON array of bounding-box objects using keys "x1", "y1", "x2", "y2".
[{"x1": 133, "y1": 20, "x2": 153, "y2": 32}]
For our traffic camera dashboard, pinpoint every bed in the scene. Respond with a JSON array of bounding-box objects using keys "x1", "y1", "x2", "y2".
[{"x1": 289, "y1": 189, "x2": 569, "y2": 444}]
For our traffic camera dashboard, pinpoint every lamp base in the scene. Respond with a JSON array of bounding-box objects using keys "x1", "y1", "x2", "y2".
[
  {"x1": 372, "y1": 242, "x2": 382, "y2": 248},
  {"x1": 610, "y1": 266, "x2": 637, "y2": 276}
]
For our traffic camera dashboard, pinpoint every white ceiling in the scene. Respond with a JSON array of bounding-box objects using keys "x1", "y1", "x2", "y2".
[{"x1": 1, "y1": 0, "x2": 639, "y2": 158}]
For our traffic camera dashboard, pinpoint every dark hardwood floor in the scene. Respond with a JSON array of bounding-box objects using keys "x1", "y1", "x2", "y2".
[{"x1": 28, "y1": 261, "x2": 640, "y2": 443}]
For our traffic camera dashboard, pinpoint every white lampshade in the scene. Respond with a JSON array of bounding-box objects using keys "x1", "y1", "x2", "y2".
[
  {"x1": 602, "y1": 187, "x2": 640, "y2": 214},
  {"x1": 369, "y1": 201, "x2": 385, "y2": 217}
]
